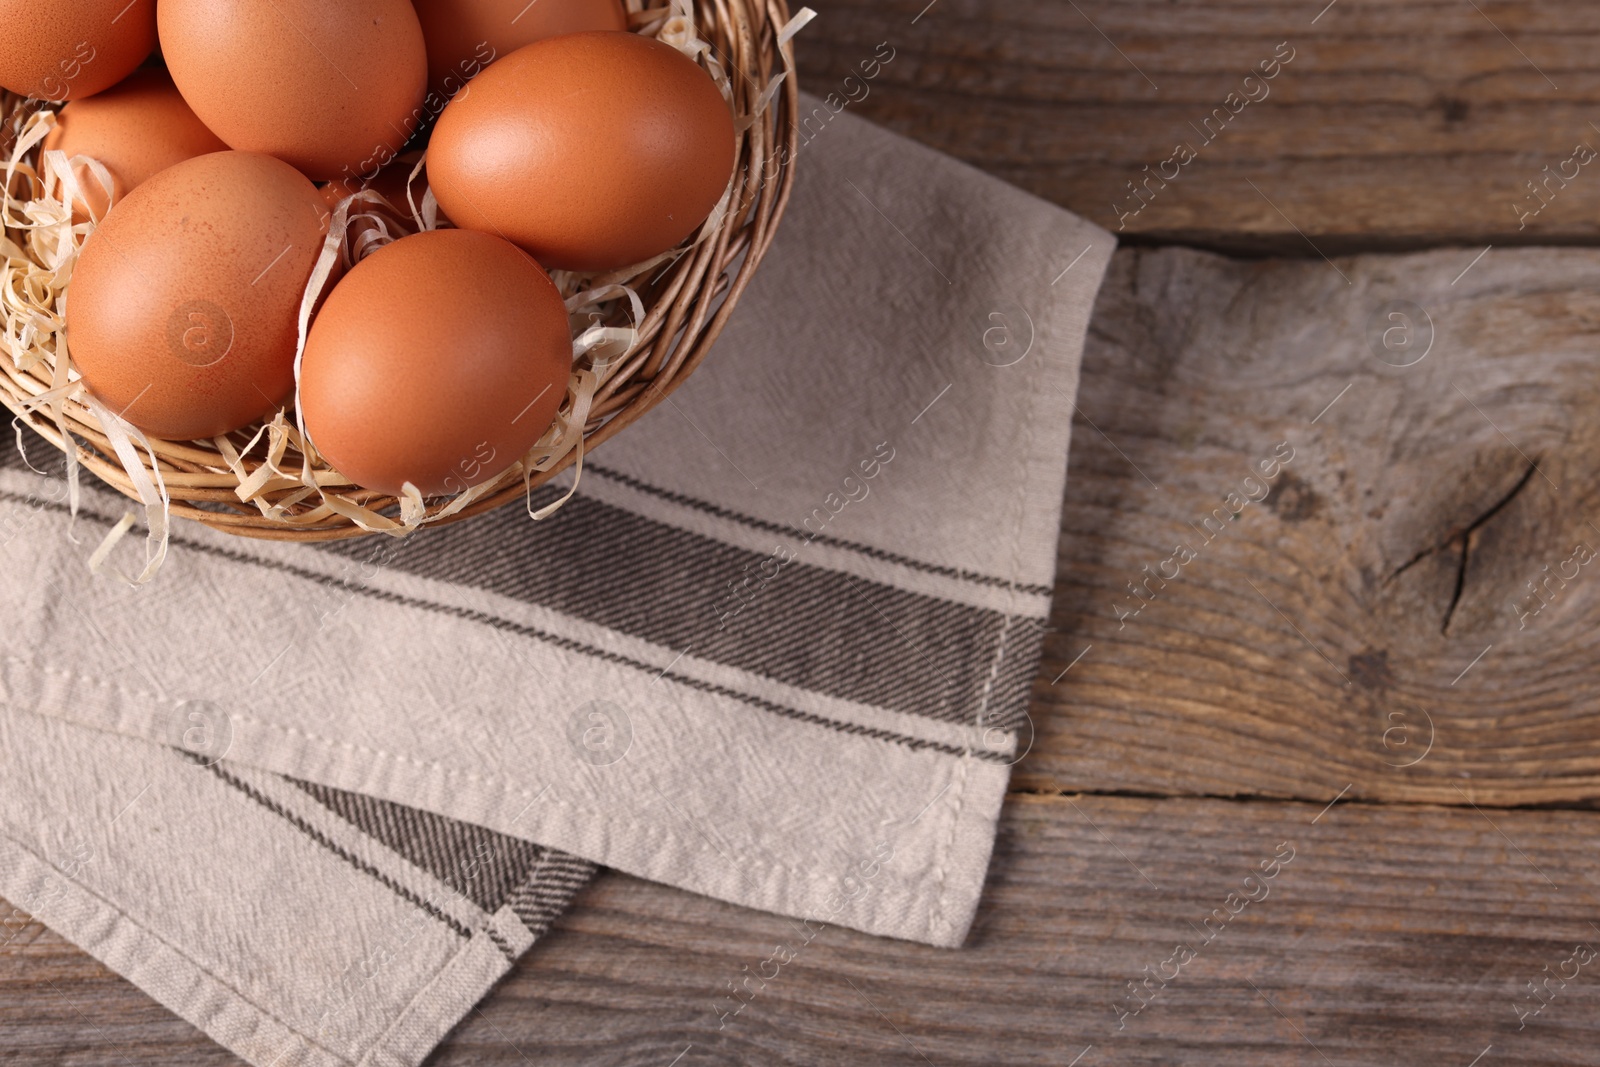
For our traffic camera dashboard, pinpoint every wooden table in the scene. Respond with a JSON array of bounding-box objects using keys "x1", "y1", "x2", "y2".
[{"x1": 8, "y1": 1, "x2": 1600, "y2": 1062}]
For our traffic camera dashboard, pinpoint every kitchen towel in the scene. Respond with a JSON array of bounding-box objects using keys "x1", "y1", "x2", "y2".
[
  {"x1": 0, "y1": 92, "x2": 1113, "y2": 1066},
  {"x1": 0, "y1": 707, "x2": 596, "y2": 1066}
]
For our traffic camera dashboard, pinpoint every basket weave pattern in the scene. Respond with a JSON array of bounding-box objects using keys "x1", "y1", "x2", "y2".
[{"x1": 0, "y1": 0, "x2": 798, "y2": 543}]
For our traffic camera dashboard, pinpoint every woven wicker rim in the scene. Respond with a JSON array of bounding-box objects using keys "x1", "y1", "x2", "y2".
[{"x1": 0, "y1": 0, "x2": 799, "y2": 542}]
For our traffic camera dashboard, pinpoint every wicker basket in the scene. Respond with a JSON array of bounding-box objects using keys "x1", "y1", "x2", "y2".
[{"x1": 0, "y1": 0, "x2": 800, "y2": 545}]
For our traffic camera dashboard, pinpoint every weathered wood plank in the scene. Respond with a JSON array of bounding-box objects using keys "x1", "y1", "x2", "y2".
[
  {"x1": 795, "y1": 0, "x2": 1600, "y2": 251},
  {"x1": 11, "y1": 794, "x2": 1600, "y2": 1065},
  {"x1": 457, "y1": 796, "x2": 1600, "y2": 1066},
  {"x1": 1023, "y1": 244, "x2": 1600, "y2": 805}
]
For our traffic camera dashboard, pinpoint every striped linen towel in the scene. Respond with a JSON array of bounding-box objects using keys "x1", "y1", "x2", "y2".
[{"x1": 0, "y1": 94, "x2": 1112, "y2": 1066}]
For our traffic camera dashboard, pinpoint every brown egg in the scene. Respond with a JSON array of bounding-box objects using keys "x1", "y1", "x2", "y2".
[
  {"x1": 0, "y1": 0, "x2": 157, "y2": 101},
  {"x1": 411, "y1": 0, "x2": 625, "y2": 108},
  {"x1": 300, "y1": 229, "x2": 570, "y2": 497},
  {"x1": 42, "y1": 67, "x2": 227, "y2": 223},
  {"x1": 66, "y1": 151, "x2": 328, "y2": 440},
  {"x1": 428, "y1": 31, "x2": 736, "y2": 272},
  {"x1": 159, "y1": 0, "x2": 427, "y2": 182}
]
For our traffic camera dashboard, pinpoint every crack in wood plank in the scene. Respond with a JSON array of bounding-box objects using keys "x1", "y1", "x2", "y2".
[{"x1": 1387, "y1": 460, "x2": 1539, "y2": 634}]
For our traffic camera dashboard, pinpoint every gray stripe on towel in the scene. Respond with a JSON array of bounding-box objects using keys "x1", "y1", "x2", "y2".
[
  {"x1": 320, "y1": 487, "x2": 1030, "y2": 728},
  {"x1": 286, "y1": 778, "x2": 553, "y2": 915}
]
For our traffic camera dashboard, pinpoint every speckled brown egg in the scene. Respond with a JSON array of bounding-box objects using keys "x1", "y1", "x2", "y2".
[
  {"x1": 42, "y1": 67, "x2": 227, "y2": 222},
  {"x1": 0, "y1": 0, "x2": 157, "y2": 101},
  {"x1": 65, "y1": 151, "x2": 329, "y2": 440},
  {"x1": 299, "y1": 229, "x2": 570, "y2": 497},
  {"x1": 428, "y1": 31, "x2": 737, "y2": 272},
  {"x1": 159, "y1": 0, "x2": 427, "y2": 182},
  {"x1": 411, "y1": 0, "x2": 625, "y2": 105}
]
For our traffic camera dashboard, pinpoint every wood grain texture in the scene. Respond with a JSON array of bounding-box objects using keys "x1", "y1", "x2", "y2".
[
  {"x1": 1022, "y1": 245, "x2": 1600, "y2": 806},
  {"x1": 794, "y1": 0, "x2": 1600, "y2": 252},
  {"x1": 11, "y1": 794, "x2": 1600, "y2": 1065}
]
